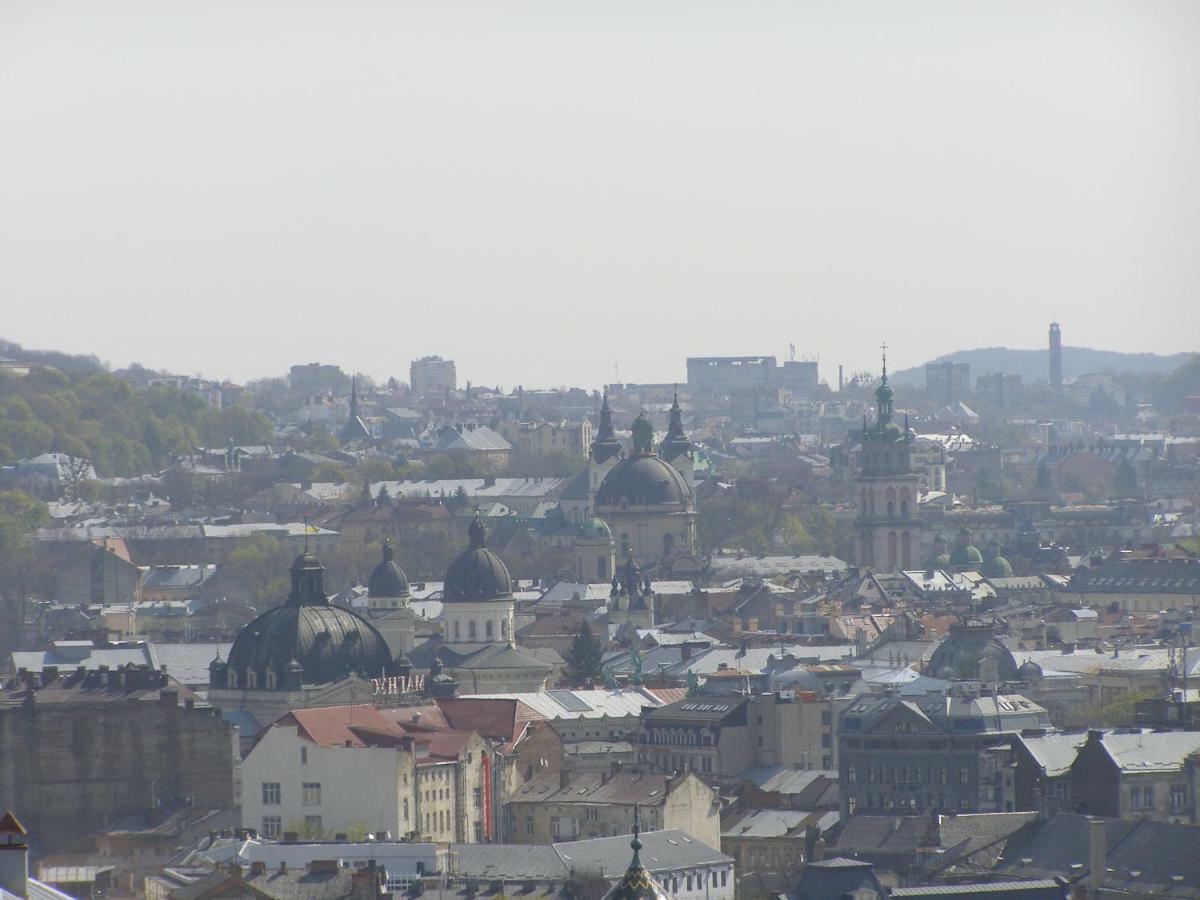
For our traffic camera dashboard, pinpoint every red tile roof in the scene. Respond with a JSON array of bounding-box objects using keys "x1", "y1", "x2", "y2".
[{"x1": 282, "y1": 706, "x2": 410, "y2": 748}]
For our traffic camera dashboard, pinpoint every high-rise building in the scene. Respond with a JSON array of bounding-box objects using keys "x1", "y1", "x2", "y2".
[
  {"x1": 924, "y1": 361, "x2": 971, "y2": 403},
  {"x1": 410, "y1": 355, "x2": 457, "y2": 396},
  {"x1": 1049, "y1": 322, "x2": 1063, "y2": 389}
]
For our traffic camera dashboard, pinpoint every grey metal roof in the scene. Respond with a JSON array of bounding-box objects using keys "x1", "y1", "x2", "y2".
[
  {"x1": 553, "y1": 830, "x2": 730, "y2": 876},
  {"x1": 1013, "y1": 732, "x2": 1088, "y2": 778},
  {"x1": 891, "y1": 880, "x2": 1067, "y2": 897}
]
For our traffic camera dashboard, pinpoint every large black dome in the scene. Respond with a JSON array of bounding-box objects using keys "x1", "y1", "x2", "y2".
[
  {"x1": 443, "y1": 516, "x2": 513, "y2": 604},
  {"x1": 368, "y1": 539, "x2": 410, "y2": 598},
  {"x1": 596, "y1": 455, "x2": 690, "y2": 507},
  {"x1": 223, "y1": 550, "x2": 394, "y2": 686},
  {"x1": 926, "y1": 619, "x2": 1018, "y2": 683}
]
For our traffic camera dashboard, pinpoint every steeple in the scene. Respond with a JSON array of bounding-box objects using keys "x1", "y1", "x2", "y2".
[
  {"x1": 659, "y1": 390, "x2": 693, "y2": 462},
  {"x1": 874, "y1": 343, "x2": 895, "y2": 426},
  {"x1": 340, "y1": 374, "x2": 370, "y2": 442},
  {"x1": 599, "y1": 803, "x2": 670, "y2": 900},
  {"x1": 591, "y1": 390, "x2": 622, "y2": 464}
]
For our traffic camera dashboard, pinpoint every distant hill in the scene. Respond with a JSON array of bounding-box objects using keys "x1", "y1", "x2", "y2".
[{"x1": 889, "y1": 346, "x2": 1195, "y2": 386}]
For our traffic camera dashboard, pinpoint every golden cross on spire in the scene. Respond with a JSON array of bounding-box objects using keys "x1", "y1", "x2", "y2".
[{"x1": 881, "y1": 342, "x2": 889, "y2": 378}]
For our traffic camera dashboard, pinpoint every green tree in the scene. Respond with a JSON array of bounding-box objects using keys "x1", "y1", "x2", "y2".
[
  {"x1": 223, "y1": 533, "x2": 293, "y2": 605},
  {"x1": 0, "y1": 491, "x2": 52, "y2": 660},
  {"x1": 565, "y1": 620, "x2": 604, "y2": 684},
  {"x1": 1112, "y1": 457, "x2": 1140, "y2": 498}
]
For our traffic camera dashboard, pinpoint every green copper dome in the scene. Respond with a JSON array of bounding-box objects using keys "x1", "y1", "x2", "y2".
[{"x1": 948, "y1": 527, "x2": 983, "y2": 568}]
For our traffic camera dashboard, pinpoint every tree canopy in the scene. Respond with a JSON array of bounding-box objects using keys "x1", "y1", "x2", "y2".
[{"x1": 0, "y1": 369, "x2": 272, "y2": 476}]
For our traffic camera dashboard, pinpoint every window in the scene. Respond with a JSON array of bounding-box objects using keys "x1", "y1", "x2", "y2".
[
  {"x1": 821, "y1": 710, "x2": 831, "y2": 726},
  {"x1": 866, "y1": 766, "x2": 875, "y2": 783},
  {"x1": 848, "y1": 767, "x2": 857, "y2": 783},
  {"x1": 821, "y1": 733, "x2": 832, "y2": 749},
  {"x1": 1142, "y1": 786, "x2": 1155, "y2": 808},
  {"x1": 720, "y1": 870, "x2": 728, "y2": 887},
  {"x1": 403, "y1": 800, "x2": 409, "y2": 820},
  {"x1": 686, "y1": 875, "x2": 693, "y2": 891},
  {"x1": 959, "y1": 767, "x2": 969, "y2": 786},
  {"x1": 425, "y1": 814, "x2": 431, "y2": 833},
  {"x1": 940, "y1": 767, "x2": 948, "y2": 785},
  {"x1": 262, "y1": 782, "x2": 281, "y2": 805},
  {"x1": 526, "y1": 817, "x2": 534, "y2": 835},
  {"x1": 1171, "y1": 785, "x2": 1187, "y2": 810},
  {"x1": 300, "y1": 746, "x2": 307, "y2": 765},
  {"x1": 261, "y1": 816, "x2": 281, "y2": 839},
  {"x1": 474, "y1": 821, "x2": 483, "y2": 842},
  {"x1": 469, "y1": 621, "x2": 477, "y2": 640},
  {"x1": 304, "y1": 815, "x2": 322, "y2": 836},
  {"x1": 474, "y1": 788, "x2": 482, "y2": 810},
  {"x1": 303, "y1": 782, "x2": 321, "y2": 806},
  {"x1": 586, "y1": 808, "x2": 599, "y2": 821},
  {"x1": 485, "y1": 620, "x2": 494, "y2": 639}
]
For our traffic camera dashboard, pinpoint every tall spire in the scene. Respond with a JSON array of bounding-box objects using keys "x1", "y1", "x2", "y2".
[
  {"x1": 630, "y1": 804, "x2": 643, "y2": 865},
  {"x1": 591, "y1": 389, "x2": 622, "y2": 464},
  {"x1": 349, "y1": 374, "x2": 359, "y2": 418},
  {"x1": 659, "y1": 388, "x2": 692, "y2": 462}
]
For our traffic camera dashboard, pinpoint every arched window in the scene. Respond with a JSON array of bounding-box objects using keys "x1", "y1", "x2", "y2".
[
  {"x1": 485, "y1": 620, "x2": 494, "y2": 640},
  {"x1": 454, "y1": 621, "x2": 461, "y2": 641},
  {"x1": 501, "y1": 619, "x2": 509, "y2": 639},
  {"x1": 887, "y1": 500, "x2": 895, "y2": 518},
  {"x1": 888, "y1": 531, "x2": 898, "y2": 570},
  {"x1": 469, "y1": 621, "x2": 477, "y2": 640}
]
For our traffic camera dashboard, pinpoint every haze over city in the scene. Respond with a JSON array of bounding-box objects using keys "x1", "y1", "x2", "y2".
[
  {"x1": 7, "y1": 3, "x2": 1200, "y2": 899},
  {"x1": 2, "y1": 0, "x2": 1198, "y2": 387}
]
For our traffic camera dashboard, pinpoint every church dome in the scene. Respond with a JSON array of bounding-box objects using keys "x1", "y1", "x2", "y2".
[
  {"x1": 927, "y1": 619, "x2": 1019, "y2": 682},
  {"x1": 948, "y1": 527, "x2": 983, "y2": 568},
  {"x1": 980, "y1": 551, "x2": 1013, "y2": 579},
  {"x1": 596, "y1": 455, "x2": 691, "y2": 507},
  {"x1": 580, "y1": 516, "x2": 612, "y2": 540},
  {"x1": 1018, "y1": 660, "x2": 1043, "y2": 681},
  {"x1": 443, "y1": 515, "x2": 513, "y2": 603},
  {"x1": 367, "y1": 539, "x2": 410, "y2": 598},
  {"x1": 226, "y1": 550, "x2": 394, "y2": 685}
]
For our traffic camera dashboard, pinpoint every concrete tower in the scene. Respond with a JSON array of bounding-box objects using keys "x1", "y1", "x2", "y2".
[{"x1": 1049, "y1": 322, "x2": 1063, "y2": 389}]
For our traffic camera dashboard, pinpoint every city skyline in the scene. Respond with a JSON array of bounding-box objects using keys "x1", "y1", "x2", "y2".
[{"x1": 3, "y1": 1, "x2": 1198, "y2": 387}]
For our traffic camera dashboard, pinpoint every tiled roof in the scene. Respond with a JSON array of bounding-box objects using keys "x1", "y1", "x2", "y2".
[{"x1": 281, "y1": 706, "x2": 410, "y2": 748}]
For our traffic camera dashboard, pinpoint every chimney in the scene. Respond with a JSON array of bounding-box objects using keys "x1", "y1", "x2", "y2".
[
  {"x1": 0, "y1": 811, "x2": 30, "y2": 899},
  {"x1": 1087, "y1": 817, "x2": 1106, "y2": 900},
  {"x1": 560, "y1": 770, "x2": 571, "y2": 790},
  {"x1": 250, "y1": 862, "x2": 266, "y2": 877}
]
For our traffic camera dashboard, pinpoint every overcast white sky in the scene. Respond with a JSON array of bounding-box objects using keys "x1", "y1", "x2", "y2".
[{"x1": 1, "y1": 1, "x2": 1197, "y2": 389}]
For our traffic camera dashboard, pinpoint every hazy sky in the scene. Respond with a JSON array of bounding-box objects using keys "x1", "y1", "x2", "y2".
[{"x1": 2, "y1": 1, "x2": 1197, "y2": 390}]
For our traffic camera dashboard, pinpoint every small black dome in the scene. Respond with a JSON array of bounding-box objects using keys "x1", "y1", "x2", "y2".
[
  {"x1": 368, "y1": 539, "x2": 409, "y2": 598},
  {"x1": 443, "y1": 515, "x2": 513, "y2": 603},
  {"x1": 596, "y1": 455, "x2": 690, "y2": 507}
]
